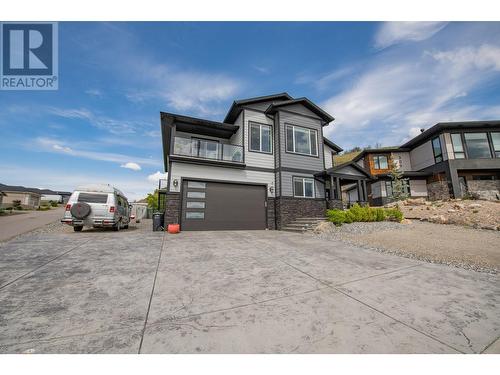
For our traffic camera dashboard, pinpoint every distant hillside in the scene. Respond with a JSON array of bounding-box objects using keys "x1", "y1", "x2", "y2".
[{"x1": 333, "y1": 151, "x2": 362, "y2": 166}]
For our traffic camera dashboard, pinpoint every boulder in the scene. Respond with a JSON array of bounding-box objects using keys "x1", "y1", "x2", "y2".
[
  {"x1": 429, "y1": 215, "x2": 448, "y2": 224},
  {"x1": 404, "y1": 198, "x2": 427, "y2": 206},
  {"x1": 468, "y1": 203, "x2": 482, "y2": 209},
  {"x1": 401, "y1": 219, "x2": 412, "y2": 225}
]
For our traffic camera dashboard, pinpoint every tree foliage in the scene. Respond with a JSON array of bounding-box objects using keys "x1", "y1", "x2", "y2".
[
  {"x1": 389, "y1": 159, "x2": 409, "y2": 201},
  {"x1": 146, "y1": 190, "x2": 159, "y2": 210}
]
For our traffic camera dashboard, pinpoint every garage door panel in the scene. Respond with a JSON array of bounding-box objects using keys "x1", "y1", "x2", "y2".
[{"x1": 181, "y1": 180, "x2": 266, "y2": 231}]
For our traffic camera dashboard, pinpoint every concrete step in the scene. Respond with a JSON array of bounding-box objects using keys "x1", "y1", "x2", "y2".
[{"x1": 281, "y1": 227, "x2": 306, "y2": 233}]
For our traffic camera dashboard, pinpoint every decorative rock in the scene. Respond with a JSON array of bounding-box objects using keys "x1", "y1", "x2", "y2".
[
  {"x1": 428, "y1": 215, "x2": 448, "y2": 224},
  {"x1": 447, "y1": 209, "x2": 457, "y2": 213},
  {"x1": 401, "y1": 219, "x2": 412, "y2": 224},
  {"x1": 468, "y1": 203, "x2": 482, "y2": 208}
]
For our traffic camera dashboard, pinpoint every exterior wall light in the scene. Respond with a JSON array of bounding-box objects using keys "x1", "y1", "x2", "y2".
[
  {"x1": 173, "y1": 179, "x2": 179, "y2": 188},
  {"x1": 269, "y1": 186, "x2": 274, "y2": 194}
]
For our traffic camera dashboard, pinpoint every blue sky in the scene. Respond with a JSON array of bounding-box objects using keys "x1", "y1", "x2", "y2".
[{"x1": 1, "y1": 22, "x2": 500, "y2": 200}]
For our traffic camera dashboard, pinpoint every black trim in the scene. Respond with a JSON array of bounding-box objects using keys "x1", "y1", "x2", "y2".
[
  {"x1": 224, "y1": 92, "x2": 293, "y2": 124},
  {"x1": 284, "y1": 123, "x2": 320, "y2": 158},
  {"x1": 323, "y1": 137, "x2": 343, "y2": 153},
  {"x1": 248, "y1": 121, "x2": 273, "y2": 155},
  {"x1": 170, "y1": 156, "x2": 246, "y2": 169},
  {"x1": 265, "y1": 97, "x2": 335, "y2": 123},
  {"x1": 432, "y1": 136, "x2": 443, "y2": 163},
  {"x1": 273, "y1": 108, "x2": 325, "y2": 123}
]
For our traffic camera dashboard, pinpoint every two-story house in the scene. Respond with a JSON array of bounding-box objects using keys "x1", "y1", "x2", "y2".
[
  {"x1": 351, "y1": 121, "x2": 500, "y2": 205},
  {"x1": 160, "y1": 93, "x2": 360, "y2": 231}
]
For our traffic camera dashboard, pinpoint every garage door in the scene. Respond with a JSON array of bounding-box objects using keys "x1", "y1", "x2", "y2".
[{"x1": 181, "y1": 180, "x2": 267, "y2": 231}]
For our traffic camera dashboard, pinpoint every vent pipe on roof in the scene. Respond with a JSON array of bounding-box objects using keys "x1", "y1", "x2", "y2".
[{"x1": 420, "y1": 128, "x2": 425, "y2": 133}]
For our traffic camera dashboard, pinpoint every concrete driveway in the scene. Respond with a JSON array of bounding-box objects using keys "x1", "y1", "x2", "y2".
[{"x1": 0, "y1": 227, "x2": 498, "y2": 353}]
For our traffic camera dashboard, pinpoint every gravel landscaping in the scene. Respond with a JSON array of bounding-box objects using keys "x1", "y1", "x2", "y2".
[{"x1": 311, "y1": 220, "x2": 500, "y2": 274}]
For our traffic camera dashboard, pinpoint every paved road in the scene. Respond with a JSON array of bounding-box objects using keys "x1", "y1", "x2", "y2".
[
  {"x1": 0, "y1": 207, "x2": 64, "y2": 242},
  {"x1": 0, "y1": 227, "x2": 498, "y2": 353}
]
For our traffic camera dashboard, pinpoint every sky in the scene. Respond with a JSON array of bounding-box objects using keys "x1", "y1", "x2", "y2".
[{"x1": 1, "y1": 22, "x2": 500, "y2": 200}]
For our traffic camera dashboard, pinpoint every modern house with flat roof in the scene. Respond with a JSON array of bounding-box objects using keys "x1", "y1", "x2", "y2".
[{"x1": 350, "y1": 121, "x2": 500, "y2": 205}]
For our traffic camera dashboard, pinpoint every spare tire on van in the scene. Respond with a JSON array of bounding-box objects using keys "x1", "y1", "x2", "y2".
[{"x1": 70, "y1": 202, "x2": 91, "y2": 219}]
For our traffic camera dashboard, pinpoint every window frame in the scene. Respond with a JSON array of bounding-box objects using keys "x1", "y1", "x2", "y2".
[
  {"x1": 463, "y1": 132, "x2": 492, "y2": 159},
  {"x1": 450, "y1": 133, "x2": 466, "y2": 159},
  {"x1": 431, "y1": 136, "x2": 443, "y2": 163},
  {"x1": 293, "y1": 176, "x2": 315, "y2": 198},
  {"x1": 489, "y1": 132, "x2": 500, "y2": 158},
  {"x1": 248, "y1": 121, "x2": 273, "y2": 154},
  {"x1": 285, "y1": 124, "x2": 319, "y2": 157},
  {"x1": 372, "y1": 155, "x2": 389, "y2": 170}
]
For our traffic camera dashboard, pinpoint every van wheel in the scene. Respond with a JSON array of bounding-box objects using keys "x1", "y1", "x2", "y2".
[
  {"x1": 124, "y1": 224, "x2": 129, "y2": 229},
  {"x1": 113, "y1": 223, "x2": 120, "y2": 231},
  {"x1": 74, "y1": 226, "x2": 83, "y2": 232}
]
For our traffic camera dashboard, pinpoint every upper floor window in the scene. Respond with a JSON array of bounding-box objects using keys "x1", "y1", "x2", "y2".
[
  {"x1": 249, "y1": 122, "x2": 272, "y2": 153},
  {"x1": 451, "y1": 133, "x2": 465, "y2": 159},
  {"x1": 293, "y1": 177, "x2": 315, "y2": 198},
  {"x1": 286, "y1": 125, "x2": 318, "y2": 156},
  {"x1": 464, "y1": 133, "x2": 491, "y2": 159},
  {"x1": 432, "y1": 136, "x2": 443, "y2": 163},
  {"x1": 373, "y1": 155, "x2": 389, "y2": 169},
  {"x1": 490, "y1": 132, "x2": 500, "y2": 157}
]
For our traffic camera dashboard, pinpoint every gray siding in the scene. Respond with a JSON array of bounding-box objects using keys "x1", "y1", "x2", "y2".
[
  {"x1": 410, "y1": 139, "x2": 435, "y2": 170},
  {"x1": 279, "y1": 110, "x2": 325, "y2": 171},
  {"x1": 229, "y1": 111, "x2": 243, "y2": 145},
  {"x1": 169, "y1": 162, "x2": 276, "y2": 197},
  {"x1": 324, "y1": 144, "x2": 333, "y2": 169},
  {"x1": 243, "y1": 109, "x2": 275, "y2": 169},
  {"x1": 280, "y1": 171, "x2": 325, "y2": 198},
  {"x1": 281, "y1": 103, "x2": 322, "y2": 119}
]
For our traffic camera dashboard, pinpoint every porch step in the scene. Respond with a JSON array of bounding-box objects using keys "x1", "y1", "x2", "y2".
[{"x1": 281, "y1": 217, "x2": 328, "y2": 233}]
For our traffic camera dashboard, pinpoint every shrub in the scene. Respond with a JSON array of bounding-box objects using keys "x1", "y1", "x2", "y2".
[
  {"x1": 37, "y1": 206, "x2": 50, "y2": 211},
  {"x1": 12, "y1": 200, "x2": 22, "y2": 210},
  {"x1": 326, "y1": 204, "x2": 402, "y2": 225},
  {"x1": 50, "y1": 201, "x2": 58, "y2": 207}
]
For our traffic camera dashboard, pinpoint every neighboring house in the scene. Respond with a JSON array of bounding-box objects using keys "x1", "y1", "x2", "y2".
[
  {"x1": 351, "y1": 121, "x2": 500, "y2": 205},
  {"x1": 39, "y1": 189, "x2": 72, "y2": 204},
  {"x1": 0, "y1": 184, "x2": 41, "y2": 209},
  {"x1": 160, "y1": 93, "x2": 356, "y2": 230}
]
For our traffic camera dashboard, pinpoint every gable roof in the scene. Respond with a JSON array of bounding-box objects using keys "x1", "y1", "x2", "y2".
[
  {"x1": 265, "y1": 98, "x2": 335, "y2": 124},
  {"x1": 315, "y1": 161, "x2": 372, "y2": 179},
  {"x1": 0, "y1": 183, "x2": 70, "y2": 196},
  {"x1": 223, "y1": 92, "x2": 293, "y2": 124},
  {"x1": 351, "y1": 147, "x2": 409, "y2": 163},
  {"x1": 401, "y1": 120, "x2": 500, "y2": 148},
  {"x1": 323, "y1": 137, "x2": 343, "y2": 152}
]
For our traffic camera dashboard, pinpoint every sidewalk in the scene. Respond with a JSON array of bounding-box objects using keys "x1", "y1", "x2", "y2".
[{"x1": 0, "y1": 207, "x2": 64, "y2": 242}]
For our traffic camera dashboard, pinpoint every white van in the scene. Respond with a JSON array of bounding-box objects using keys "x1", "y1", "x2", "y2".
[{"x1": 61, "y1": 184, "x2": 131, "y2": 232}]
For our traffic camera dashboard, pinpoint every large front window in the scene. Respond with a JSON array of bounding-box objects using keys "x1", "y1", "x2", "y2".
[
  {"x1": 373, "y1": 155, "x2": 389, "y2": 169},
  {"x1": 293, "y1": 177, "x2": 315, "y2": 198},
  {"x1": 490, "y1": 132, "x2": 500, "y2": 157},
  {"x1": 432, "y1": 136, "x2": 443, "y2": 163},
  {"x1": 286, "y1": 125, "x2": 318, "y2": 156},
  {"x1": 464, "y1": 133, "x2": 491, "y2": 159},
  {"x1": 249, "y1": 122, "x2": 272, "y2": 153}
]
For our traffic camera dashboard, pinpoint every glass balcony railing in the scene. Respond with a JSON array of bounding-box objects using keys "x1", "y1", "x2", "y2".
[{"x1": 172, "y1": 137, "x2": 244, "y2": 163}]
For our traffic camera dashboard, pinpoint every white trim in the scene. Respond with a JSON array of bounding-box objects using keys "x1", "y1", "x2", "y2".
[
  {"x1": 285, "y1": 124, "x2": 319, "y2": 157},
  {"x1": 293, "y1": 176, "x2": 315, "y2": 198}
]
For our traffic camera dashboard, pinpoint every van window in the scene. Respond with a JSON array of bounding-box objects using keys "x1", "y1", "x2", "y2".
[{"x1": 78, "y1": 193, "x2": 108, "y2": 204}]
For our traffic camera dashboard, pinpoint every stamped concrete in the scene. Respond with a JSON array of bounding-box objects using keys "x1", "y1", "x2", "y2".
[{"x1": 0, "y1": 228, "x2": 498, "y2": 353}]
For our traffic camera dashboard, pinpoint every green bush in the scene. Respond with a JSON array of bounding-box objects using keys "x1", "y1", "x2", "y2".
[
  {"x1": 326, "y1": 204, "x2": 403, "y2": 226},
  {"x1": 50, "y1": 201, "x2": 58, "y2": 207},
  {"x1": 37, "y1": 206, "x2": 51, "y2": 211}
]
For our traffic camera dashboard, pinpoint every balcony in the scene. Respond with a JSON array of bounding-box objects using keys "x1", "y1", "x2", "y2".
[{"x1": 172, "y1": 136, "x2": 244, "y2": 164}]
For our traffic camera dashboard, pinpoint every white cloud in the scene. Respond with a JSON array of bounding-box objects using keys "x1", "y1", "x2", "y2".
[
  {"x1": 34, "y1": 137, "x2": 162, "y2": 167},
  {"x1": 120, "y1": 162, "x2": 141, "y2": 171},
  {"x1": 47, "y1": 107, "x2": 153, "y2": 135},
  {"x1": 322, "y1": 42, "x2": 500, "y2": 149},
  {"x1": 375, "y1": 22, "x2": 448, "y2": 49},
  {"x1": 125, "y1": 61, "x2": 242, "y2": 117},
  {"x1": 147, "y1": 171, "x2": 168, "y2": 183},
  {"x1": 85, "y1": 88, "x2": 103, "y2": 97}
]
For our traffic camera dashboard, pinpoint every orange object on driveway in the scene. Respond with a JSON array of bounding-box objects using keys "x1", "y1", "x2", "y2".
[{"x1": 167, "y1": 224, "x2": 180, "y2": 234}]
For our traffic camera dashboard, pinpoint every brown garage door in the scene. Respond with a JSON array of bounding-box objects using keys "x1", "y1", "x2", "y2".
[{"x1": 181, "y1": 180, "x2": 267, "y2": 231}]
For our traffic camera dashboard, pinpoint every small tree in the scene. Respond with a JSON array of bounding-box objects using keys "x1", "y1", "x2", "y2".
[
  {"x1": 389, "y1": 159, "x2": 409, "y2": 201},
  {"x1": 146, "y1": 190, "x2": 159, "y2": 211},
  {"x1": 12, "y1": 200, "x2": 22, "y2": 210}
]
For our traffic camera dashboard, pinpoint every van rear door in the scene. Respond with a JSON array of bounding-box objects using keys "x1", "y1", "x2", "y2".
[{"x1": 77, "y1": 192, "x2": 111, "y2": 217}]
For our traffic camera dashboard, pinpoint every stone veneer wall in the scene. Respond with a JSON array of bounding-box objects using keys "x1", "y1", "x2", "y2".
[
  {"x1": 327, "y1": 199, "x2": 344, "y2": 209},
  {"x1": 266, "y1": 198, "x2": 276, "y2": 230},
  {"x1": 467, "y1": 180, "x2": 500, "y2": 200},
  {"x1": 164, "y1": 192, "x2": 181, "y2": 225},
  {"x1": 275, "y1": 197, "x2": 327, "y2": 229},
  {"x1": 427, "y1": 181, "x2": 450, "y2": 200}
]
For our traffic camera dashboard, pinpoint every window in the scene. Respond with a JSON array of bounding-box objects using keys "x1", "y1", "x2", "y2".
[
  {"x1": 186, "y1": 212, "x2": 204, "y2": 219},
  {"x1": 249, "y1": 123, "x2": 272, "y2": 153},
  {"x1": 286, "y1": 125, "x2": 318, "y2": 156},
  {"x1": 451, "y1": 133, "x2": 465, "y2": 159},
  {"x1": 187, "y1": 191, "x2": 205, "y2": 199},
  {"x1": 187, "y1": 181, "x2": 206, "y2": 189},
  {"x1": 491, "y1": 132, "x2": 500, "y2": 157},
  {"x1": 186, "y1": 201, "x2": 205, "y2": 209},
  {"x1": 472, "y1": 175, "x2": 496, "y2": 181},
  {"x1": 432, "y1": 136, "x2": 443, "y2": 163},
  {"x1": 464, "y1": 133, "x2": 491, "y2": 158},
  {"x1": 373, "y1": 155, "x2": 389, "y2": 169},
  {"x1": 385, "y1": 179, "x2": 410, "y2": 197},
  {"x1": 77, "y1": 193, "x2": 108, "y2": 204},
  {"x1": 293, "y1": 177, "x2": 315, "y2": 198}
]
